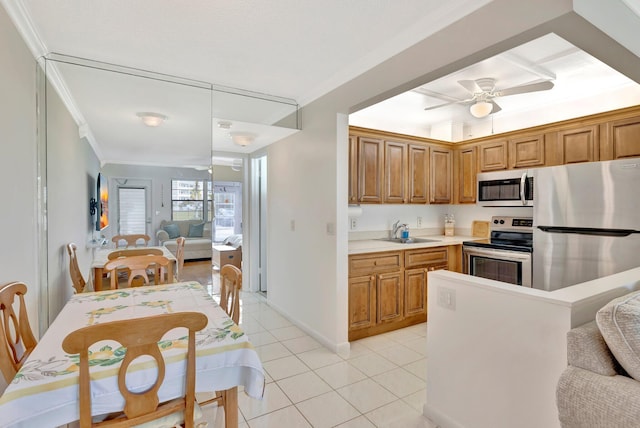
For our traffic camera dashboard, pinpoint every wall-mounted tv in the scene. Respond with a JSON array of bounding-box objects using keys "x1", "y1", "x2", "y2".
[{"x1": 96, "y1": 172, "x2": 109, "y2": 231}]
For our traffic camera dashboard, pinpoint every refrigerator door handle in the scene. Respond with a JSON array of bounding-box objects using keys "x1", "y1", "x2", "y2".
[
  {"x1": 520, "y1": 172, "x2": 527, "y2": 205},
  {"x1": 537, "y1": 226, "x2": 640, "y2": 237}
]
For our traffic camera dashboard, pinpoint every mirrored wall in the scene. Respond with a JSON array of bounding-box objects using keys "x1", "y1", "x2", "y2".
[{"x1": 37, "y1": 53, "x2": 299, "y2": 330}]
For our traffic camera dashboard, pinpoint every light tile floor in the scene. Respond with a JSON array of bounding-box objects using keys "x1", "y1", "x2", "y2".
[{"x1": 183, "y1": 261, "x2": 438, "y2": 428}]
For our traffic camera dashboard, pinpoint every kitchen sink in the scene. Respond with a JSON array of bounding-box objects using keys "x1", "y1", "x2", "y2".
[{"x1": 377, "y1": 237, "x2": 441, "y2": 244}]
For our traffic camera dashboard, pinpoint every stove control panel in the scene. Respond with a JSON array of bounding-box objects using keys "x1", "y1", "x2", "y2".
[{"x1": 491, "y1": 216, "x2": 533, "y2": 231}]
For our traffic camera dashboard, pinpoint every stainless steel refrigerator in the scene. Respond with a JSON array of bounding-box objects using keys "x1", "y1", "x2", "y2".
[{"x1": 533, "y1": 159, "x2": 640, "y2": 291}]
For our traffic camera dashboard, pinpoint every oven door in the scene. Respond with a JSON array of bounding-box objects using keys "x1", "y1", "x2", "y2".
[{"x1": 463, "y1": 245, "x2": 532, "y2": 287}]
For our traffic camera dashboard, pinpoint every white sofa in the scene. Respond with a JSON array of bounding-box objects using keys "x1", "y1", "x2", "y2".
[{"x1": 156, "y1": 220, "x2": 212, "y2": 260}]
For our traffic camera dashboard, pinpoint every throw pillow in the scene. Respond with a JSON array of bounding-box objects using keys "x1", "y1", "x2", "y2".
[
  {"x1": 188, "y1": 222, "x2": 205, "y2": 238},
  {"x1": 162, "y1": 223, "x2": 180, "y2": 239},
  {"x1": 596, "y1": 291, "x2": 640, "y2": 381}
]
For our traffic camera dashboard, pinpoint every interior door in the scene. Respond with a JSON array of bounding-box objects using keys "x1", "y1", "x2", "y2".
[{"x1": 117, "y1": 187, "x2": 148, "y2": 235}]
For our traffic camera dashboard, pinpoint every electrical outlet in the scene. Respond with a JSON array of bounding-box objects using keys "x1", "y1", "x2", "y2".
[
  {"x1": 417, "y1": 216, "x2": 422, "y2": 228},
  {"x1": 437, "y1": 287, "x2": 456, "y2": 310},
  {"x1": 350, "y1": 218, "x2": 357, "y2": 230}
]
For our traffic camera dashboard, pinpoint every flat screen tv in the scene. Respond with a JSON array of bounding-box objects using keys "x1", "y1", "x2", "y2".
[{"x1": 96, "y1": 173, "x2": 109, "y2": 231}]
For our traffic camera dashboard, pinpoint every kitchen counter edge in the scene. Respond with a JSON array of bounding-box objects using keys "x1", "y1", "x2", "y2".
[{"x1": 348, "y1": 235, "x2": 485, "y2": 255}]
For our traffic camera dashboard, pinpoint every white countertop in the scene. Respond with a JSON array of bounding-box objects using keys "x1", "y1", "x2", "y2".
[{"x1": 348, "y1": 235, "x2": 485, "y2": 255}]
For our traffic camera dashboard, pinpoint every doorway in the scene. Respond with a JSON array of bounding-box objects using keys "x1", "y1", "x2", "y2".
[{"x1": 113, "y1": 178, "x2": 152, "y2": 238}]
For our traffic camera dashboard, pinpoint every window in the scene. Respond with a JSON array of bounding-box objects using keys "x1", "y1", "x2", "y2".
[{"x1": 171, "y1": 180, "x2": 212, "y2": 220}]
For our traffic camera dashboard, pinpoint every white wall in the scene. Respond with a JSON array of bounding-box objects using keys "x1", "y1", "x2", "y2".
[
  {"x1": 349, "y1": 204, "x2": 533, "y2": 236},
  {"x1": 425, "y1": 269, "x2": 640, "y2": 428},
  {"x1": 46, "y1": 84, "x2": 100, "y2": 325},
  {"x1": 266, "y1": 107, "x2": 345, "y2": 351},
  {"x1": 0, "y1": 5, "x2": 39, "y2": 334}
]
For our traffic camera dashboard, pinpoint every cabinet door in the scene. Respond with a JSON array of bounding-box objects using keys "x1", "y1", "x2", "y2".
[
  {"x1": 457, "y1": 147, "x2": 476, "y2": 203},
  {"x1": 408, "y1": 144, "x2": 429, "y2": 204},
  {"x1": 557, "y1": 125, "x2": 599, "y2": 164},
  {"x1": 383, "y1": 141, "x2": 407, "y2": 203},
  {"x1": 430, "y1": 147, "x2": 452, "y2": 204},
  {"x1": 358, "y1": 137, "x2": 384, "y2": 203},
  {"x1": 602, "y1": 116, "x2": 640, "y2": 160},
  {"x1": 348, "y1": 275, "x2": 377, "y2": 331},
  {"x1": 479, "y1": 140, "x2": 508, "y2": 171},
  {"x1": 509, "y1": 134, "x2": 545, "y2": 168},
  {"x1": 348, "y1": 135, "x2": 358, "y2": 204},
  {"x1": 404, "y1": 268, "x2": 427, "y2": 317},
  {"x1": 377, "y1": 272, "x2": 403, "y2": 324}
]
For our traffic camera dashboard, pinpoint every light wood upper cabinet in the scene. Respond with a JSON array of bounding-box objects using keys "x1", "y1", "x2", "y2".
[
  {"x1": 509, "y1": 134, "x2": 545, "y2": 168},
  {"x1": 479, "y1": 140, "x2": 508, "y2": 171},
  {"x1": 408, "y1": 144, "x2": 429, "y2": 204},
  {"x1": 430, "y1": 147, "x2": 452, "y2": 204},
  {"x1": 557, "y1": 125, "x2": 599, "y2": 164},
  {"x1": 456, "y1": 147, "x2": 477, "y2": 204},
  {"x1": 357, "y1": 137, "x2": 384, "y2": 203},
  {"x1": 348, "y1": 135, "x2": 358, "y2": 204},
  {"x1": 601, "y1": 115, "x2": 640, "y2": 160},
  {"x1": 383, "y1": 141, "x2": 407, "y2": 203}
]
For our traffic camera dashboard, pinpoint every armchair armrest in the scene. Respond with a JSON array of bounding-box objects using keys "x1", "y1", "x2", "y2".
[
  {"x1": 156, "y1": 229, "x2": 169, "y2": 244},
  {"x1": 567, "y1": 321, "x2": 621, "y2": 376}
]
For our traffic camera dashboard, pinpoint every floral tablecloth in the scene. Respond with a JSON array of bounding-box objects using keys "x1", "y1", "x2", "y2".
[{"x1": 0, "y1": 281, "x2": 264, "y2": 428}]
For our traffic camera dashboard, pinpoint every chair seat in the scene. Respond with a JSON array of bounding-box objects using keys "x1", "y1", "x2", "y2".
[{"x1": 132, "y1": 401, "x2": 205, "y2": 428}]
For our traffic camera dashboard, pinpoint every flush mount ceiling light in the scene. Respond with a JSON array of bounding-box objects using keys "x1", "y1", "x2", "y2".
[
  {"x1": 469, "y1": 101, "x2": 493, "y2": 118},
  {"x1": 230, "y1": 132, "x2": 255, "y2": 147},
  {"x1": 136, "y1": 112, "x2": 167, "y2": 127}
]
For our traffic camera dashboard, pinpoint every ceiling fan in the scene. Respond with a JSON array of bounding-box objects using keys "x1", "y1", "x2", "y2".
[{"x1": 423, "y1": 78, "x2": 554, "y2": 118}]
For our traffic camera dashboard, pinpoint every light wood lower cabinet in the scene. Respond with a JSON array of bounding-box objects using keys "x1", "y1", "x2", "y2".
[{"x1": 348, "y1": 246, "x2": 452, "y2": 341}]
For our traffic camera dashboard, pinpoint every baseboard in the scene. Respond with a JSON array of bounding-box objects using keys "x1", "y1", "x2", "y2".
[
  {"x1": 423, "y1": 403, "x2": 465, "y2": 428},
  {"x1": 266, "y1": 300, "x2": 349, "y2": 355}
]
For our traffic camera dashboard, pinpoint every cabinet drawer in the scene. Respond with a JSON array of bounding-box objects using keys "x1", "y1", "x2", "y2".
[
  {"x1": 349, "y1": 252, "x2": 402, "y2": 277},
  {"x1": 404, "y1": 247, "x2": 448, "y2": 269}
]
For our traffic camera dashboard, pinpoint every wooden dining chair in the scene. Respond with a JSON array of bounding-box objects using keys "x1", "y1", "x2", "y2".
[
  {"x1": 219, "y1": 264, "x2": 242, "y2": 324},
  {"x1": 106, "y1": 248, "x2": 163, "y2": 260},
  {"x1": 66, "y1": 243, "x2": 87, "y2": 294},
  {"x1": 175, "y1": 236, "x2": 186, "y2": 281},
  {"x1": 0, "y1": 282, "x2": 38, "y2": 384},
  {"x1": 62, "y1": 312, "x2": 208, "y2": 428},
  {"x1": 196, "y1": 265, "x2": 242, "y2": 412},
  {"x1": 111, "y1": 234, "x2": 151, "y2": 248},
  {"x1": 104, "y1": 255, "x2": 171, "y2": 288}
]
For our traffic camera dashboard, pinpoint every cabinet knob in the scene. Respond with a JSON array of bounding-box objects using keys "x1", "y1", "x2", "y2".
[{"x1": 373, "y1": 261, "x2": 378, "y2": 265}]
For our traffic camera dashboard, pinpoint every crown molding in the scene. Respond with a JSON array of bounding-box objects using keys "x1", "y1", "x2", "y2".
[{"x1": 1, "y1": 0, "x2": 103, "y2": 161}]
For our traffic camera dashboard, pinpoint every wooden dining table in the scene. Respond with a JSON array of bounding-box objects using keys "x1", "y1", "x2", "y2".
[
  {"x1": 0, "y1": 281, "x2": 265, "y2": 428},
  {"x1": 91, "y1": 246, "x2": 177, "y2": 291}
]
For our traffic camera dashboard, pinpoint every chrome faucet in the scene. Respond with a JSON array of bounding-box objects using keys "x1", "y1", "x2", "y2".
[{"x1": 392, "y1": 220, "x2": 406, "y2": 239}]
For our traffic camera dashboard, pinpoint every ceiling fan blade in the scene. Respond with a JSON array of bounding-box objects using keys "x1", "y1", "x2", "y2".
[
  {"x1": 494, "y1": 81, "x2": 554, "y2": 97},
  {"x1": 490, "y1": 101, "x2": 502, "y2": 114},
  {"x1": 424, "y1": 101, "x2": 456, "y2": 111},
  {"x1": 424, "y1": 97, "x2": 475, "y2": 111},
  {"x1": 458, "y1": 80, "x2": 483, "y2": 94}
]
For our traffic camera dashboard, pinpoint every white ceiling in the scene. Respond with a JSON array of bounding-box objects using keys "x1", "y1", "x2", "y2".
[
  {"x1": 350, "y1": 33, "x2": 640, "y2": 141},
  {"x1": 5, "y1": 0, "x2": 640, "y2": 166}
]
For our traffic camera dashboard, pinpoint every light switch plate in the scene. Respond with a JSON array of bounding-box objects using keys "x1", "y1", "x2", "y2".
[{"x1": 437, "y1": 287, "x2": 456, "y2": 310}]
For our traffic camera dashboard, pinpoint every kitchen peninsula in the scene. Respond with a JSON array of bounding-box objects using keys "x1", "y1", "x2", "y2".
[{"x1": 424, "y1": 266, "x2": 640, "y2": 428}]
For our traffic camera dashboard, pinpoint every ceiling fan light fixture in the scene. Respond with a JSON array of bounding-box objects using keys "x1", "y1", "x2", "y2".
[
  {"x1": 136, "y1": 112, "x2": 167, "y2": 127},
  {"x1": 469, "y1": 101, "x2": 493, "y2": 118}
]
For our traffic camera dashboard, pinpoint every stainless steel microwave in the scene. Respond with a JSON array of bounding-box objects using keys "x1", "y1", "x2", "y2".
[{"x1": 477, "y1": 170, "x2": 534, "y2": 207}]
